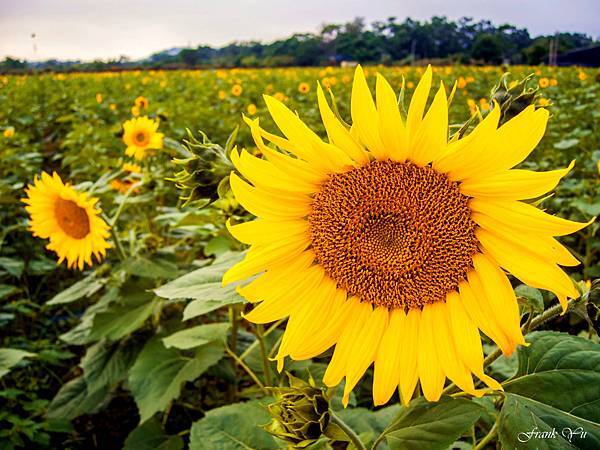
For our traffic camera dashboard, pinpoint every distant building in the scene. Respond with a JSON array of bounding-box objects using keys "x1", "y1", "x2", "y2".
[{"x1": 556, "y1": 45, "x2": 600, "y2": 67}]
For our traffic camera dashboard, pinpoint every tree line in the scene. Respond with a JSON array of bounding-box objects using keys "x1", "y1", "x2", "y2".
[{"x1": 1, "y1": 16, "x2": 596, "y2": 72}]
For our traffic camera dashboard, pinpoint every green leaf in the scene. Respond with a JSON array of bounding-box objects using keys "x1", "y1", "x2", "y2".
[
  {"x1": 88, "y1": 295, "x2": 157, "y2": 342},
  {"x1": 336, "y1": 405, "x2": 401, "y2": 447},
  {"x1": 498, "y1": 331, "x2": 600, "y2": 449},
  {"x1": 129, "y1": 338, "x2": 225, "y2": 423},
  {"x1": 124, "y1": 256, "x2": 178, "y2": 279},
  {"x1": 189, "y1": 399, "x2": 277, "y2": 450},
  {"x1": 47, "y1": 273, "x2": 106, "y2": 305},
  {"x1": 515, "y1": 284, "x2": 544, "y2": 313},
  {"x1": 163, "y1": 323, "x2": 230, "y2": 350},
  {"x1": 154, "y1": 252, "x2": 244, "y2": 320},
  {"x1": 381, "y1": 396, "x2": 483, "y2": 450},
  {"x1": 0, "y1": 284, "x2": 19, "y2": 300},
  {"x1": 553, "y1": 138, "x2": 579, "y2": 150},
  {"x1": 46, "y1": 376, "x2": 110, "y2": 420},
  {"x1": 123, "y1": 417, "x2": 184, "y2": 450},
  {"x1": 0, "y1": 348, "x2": 36, "y2": 378},
  {"x1": 81, "y1": 339, "x2": 142, "y2": 393},
  {"x1": 0, "y1": 256, "x2": 24, "y2": 277}
]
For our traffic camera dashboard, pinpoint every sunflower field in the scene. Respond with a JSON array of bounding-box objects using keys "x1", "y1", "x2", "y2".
[{"x1": 0, "y1": 65, "x2": 599, "y2": 450}]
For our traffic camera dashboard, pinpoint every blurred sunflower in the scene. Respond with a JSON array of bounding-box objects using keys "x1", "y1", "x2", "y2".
[
  {"x1": 23, "y1": 172, "x2": 110, "y2": 270},
  {"x1": 135, "y1": 96, "x2": 149, "y2": 108},
  {"x1": 231, "y1": 84, "x2": 243, "y2": 96},
  {"x1": 122, "y1": 162, "x2": 142, "y2": 173},
  {"x1": 3, "y1": 127, "x2": 14, "y2": 138},
  {"x1": 298, "y1": 82, "x2": 310, "y2": 94},
  {"x1": 223, "y1": 66, "x2": 591, "y2": 407},
  {"x1": 122, "y1": 116, "x2": 163, "y2": 160}
]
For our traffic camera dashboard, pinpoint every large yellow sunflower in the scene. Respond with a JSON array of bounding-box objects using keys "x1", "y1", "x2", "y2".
[
  {"x1": 223, "y1": 66, "x2": 591, "y2": 406},
  {"x1": 23, "y1": 172, "x2": 111, "y2": 270},
  {"x1": 122, "y1": 116, "x2": 163, "y2": 160}
]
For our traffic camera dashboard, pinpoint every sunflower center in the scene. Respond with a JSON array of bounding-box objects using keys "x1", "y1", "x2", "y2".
[
  {"x1": 54, "y1": 198, "x2": 90, "y2": 239},
  {"x1": 134, "y1": 131, "x2": 149, "y2": 146},
  {"x1": 308, "y1": 160, "x2": 478, "y2": 309}
]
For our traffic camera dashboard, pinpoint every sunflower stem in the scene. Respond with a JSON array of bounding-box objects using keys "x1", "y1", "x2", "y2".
[
  {"x1": 102, "y1": 213, "x2": 126, "y2": 261},
  {"x1": 330, "y1": 411, "x2": 366, "y2": 450},
  {"x1": 225, "y1": 347, "x2": 267, "y2": 393},
  {"x1": 474, "y1": 419, "x2": 498, "y2": 450},
  {"x1": 110, "y1": 181, "x2": 143, "y2": 227},
  {"x1": 255, "y1": 324, "x2": 273, "y2": 386}
]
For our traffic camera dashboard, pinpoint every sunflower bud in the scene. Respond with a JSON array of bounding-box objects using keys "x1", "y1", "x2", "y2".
[
  {"x1": 168, "y1": 127, "x2": 237, "y2": 205},
  {"x1": 263, "y1": 373, "x2": 331, "y2": 448},
  {"x1": 490, "y1": 73, "x2": 540, "y2": 125}
]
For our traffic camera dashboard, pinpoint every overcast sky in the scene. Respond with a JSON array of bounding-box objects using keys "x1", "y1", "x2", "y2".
[{"x1": 1, "y1": 0, "x2": 598, "y2": 61}]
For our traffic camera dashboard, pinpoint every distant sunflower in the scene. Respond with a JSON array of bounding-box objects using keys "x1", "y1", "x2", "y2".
[
  {"x1": 223, "y1": 66, "x2": 591, "y2": 406},
  {"x1": 122, "y1": 116, "x2": 163, "y2": 160},
  {"x1": 298, "y1": 82, "x2": 310, "y2": 94},
  {"x1": 23, "y1": 172, "x2": 110, "y2": 270},
  {"x1": 134, "y1": 96, "x2": 149, "y2": 108}
]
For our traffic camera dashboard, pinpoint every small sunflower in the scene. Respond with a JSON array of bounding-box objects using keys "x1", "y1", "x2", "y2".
[
  {"x1": 223, "y1": 66, "x2": 591, "y2": 406},
  {"x1": 23, "y1": 172, "x2": 111, "y2": 270},
  {"x1": 231, "y1": 84, "x2": 243, "y2": 97},
  {"x1": 298, "y1": 82, "x2": 310, "y2": 94},
  {"x1": 3, "y1": 127, "x2": 14, "y2": 138},
  {"x1": 122, "y1": 162, "x2": 142, "y2": 173},
  {"x1": 122, "y1": 116, "x2": 164, "y2": 160},
  {"x1": 135, "y1": 96, "x2": 149, "y2": 108}
]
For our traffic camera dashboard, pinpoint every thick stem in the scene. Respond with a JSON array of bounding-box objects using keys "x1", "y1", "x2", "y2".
[
  {"x1": 330, "y1": 411, "x2": 366, "y2": 450},
  {"x1": 474, "y1": 420, "x2": 498, "y2": 450},
  {"x1": 256, "y1": 324, "x2": 272, "y2": 386}
]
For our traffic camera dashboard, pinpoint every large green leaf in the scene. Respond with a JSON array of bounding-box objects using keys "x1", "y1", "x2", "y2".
[
  {"x1": 129, "y1": 337, "x2": 225, "y2": 423},
  {"x1": 163, "y1": 322, "x2": 230, "y2": 350},
  {"x1": 0, "y1": 348, "x2": 36, "y2": 378},
  {"x1": 189, "y1": 399, "x2": 277, "y2": 450},
  {"x1": 335, "y1": 405, "x2": 400, "y2": 448},
  {"x1": 81, "y1": 339, "x2": 142, "y2": 392},
  {"x1": 46, "y1": 376, "x2": 110, "y2": 420},
  {"x1": 124, "y1": 256, "x2": 178, "y2": 279},
  {"x1": 47, "y1": 273, "x2": 106, "y2": 305},
  {"x1": 380, "y1": 396, "x2": 483, "y2": 450},
  {"x1": 498, "y1": 331, "x2": 600, "y2": 449},
  {"x1": 123, "y1": 417, "x2": 184, "y2": 450},
  {"x1": 47, "y1": 339, "x2": 140, "y2": 421},
  {"x1": 154, "y1": 252, "x2": 244, "y2": 320},
  {"x1": 87, "y1": 295, "x2": 157, "y2": 341}
]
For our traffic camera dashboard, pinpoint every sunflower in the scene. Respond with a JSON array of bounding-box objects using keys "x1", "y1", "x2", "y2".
[
  {"x1": 223, "y1": 66, "x2": 591, "y2": 407},
  {"x1": 23, "y1": 172, "x2": 111, "y2": 270},
  {"x1": 134, "y1": 96, "x2": 149, "y2": 108},
  {"x1": 3, "y1": 127, "x2": 14, "y2": 138},
  {"x1": 231, "y1": 84, "x2": 243, "y2": 97},
  {"x1": 122, "y1": 116, "x2": 163, "y2": 160},
  {"x1": 298, "y1": 82, "x2": 311, "y2": 94}
]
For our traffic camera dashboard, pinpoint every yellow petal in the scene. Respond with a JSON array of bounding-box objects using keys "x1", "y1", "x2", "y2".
[
  {"x1": 316, "y1": 84, "x2": 369, "y2": 165},
  {"x1": 417, "y1": 304, "x2": 446, "y2": 402},
  {"x1": 410, "y1": 83, "x2": 448, "y2": 166},
  {"x1": 222, "y1": 238, "x2": 310, "y2": 286},
  {"x1": 399, "y1": 307, "x2": 420, "y2": 405},
  {"x1": 406, "y1": 65, "x2": 432, "y2": 140},
  {"x1": 243, "y1": 266, "x2": 324, "y2": 323},
  {"x1": 323, "y1": 299, "x2": 371, "y2": 388},
  {"x1": 230, "y1": 172, "x2": 311, "y2": 219},
  {"x1": 226, "y1": 218, "x2": 308, "y2": 246},
  {"x1": 351, "y1": 65, "x2": 387, "y2": 159},
  {"x1": 446, "y1": 292, "x2": 502, "y2": 390},
  {"x1": 430, "y1": 301, "x2": 480, "y2": 396},
  {"x1": 476, "y1": 228, "x2": 580, "y2": 302},
  {"x1": 460, "y1": 161, "x2": 575, "y2": 200},
  {"x1": 342, "y1": 306, "x2": 389, "y2": 406},
  {"x1": 472, "y1": 253, "x2": 525, "y2": 351},
  {"x1": 432, "y1": 102, "x2": 501, "y2": 178},
  {"x1": 469, "y1": 198, "x2": 592, "y2": 236},
  {"x1": 373, "y1": 309, "x2": 406, "y2": 405},
  {"x1": 376, "y1": 73, "x2": 408, "y2": 162},
  {"x1": 458, "y1": 280, "x2": 511, "y2": 354},
  {"x1": 472, "y1": 213, "x2": 580, "y2": 267}
]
